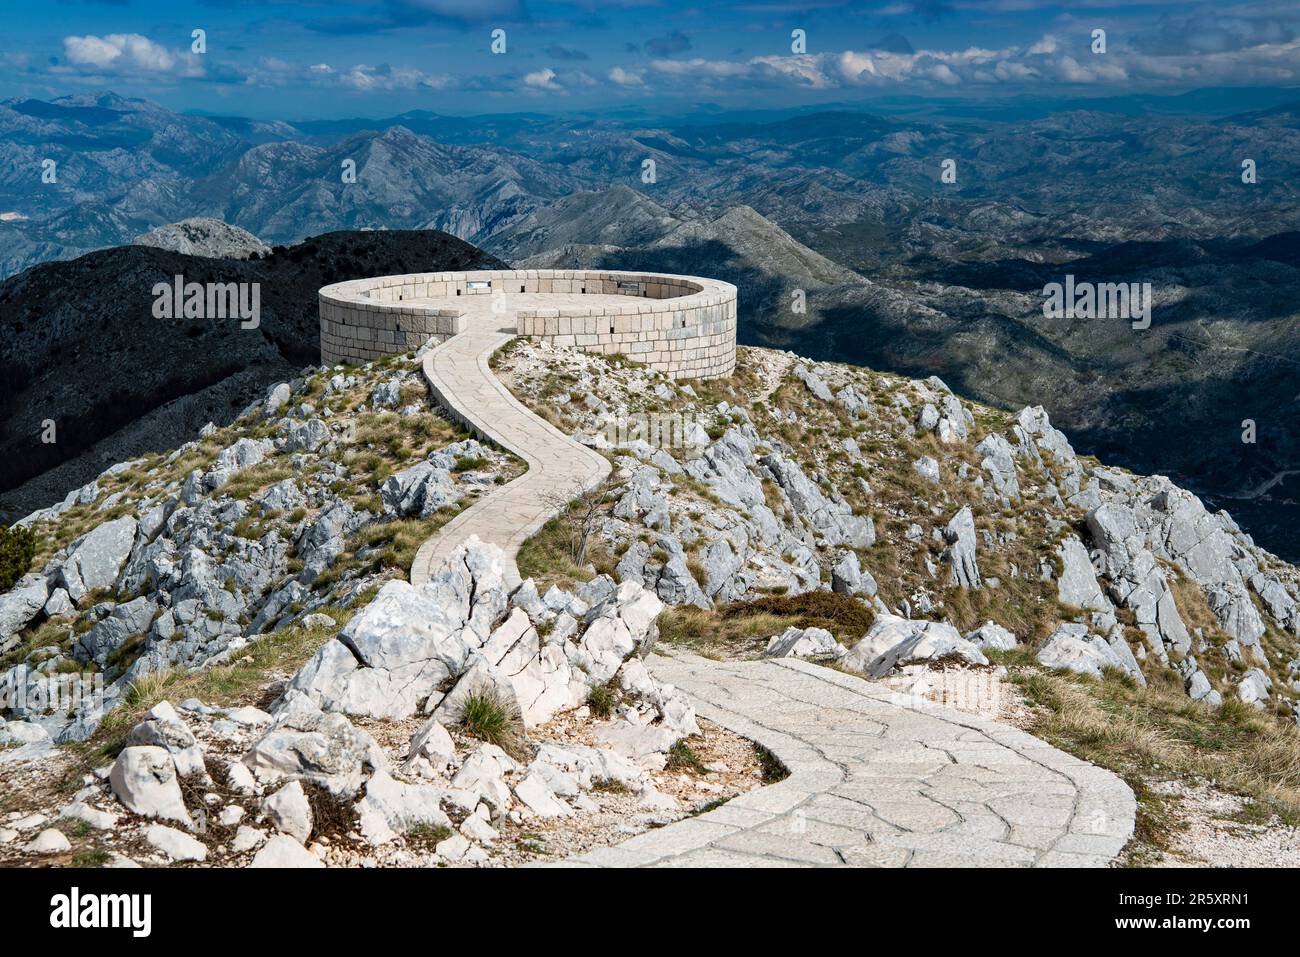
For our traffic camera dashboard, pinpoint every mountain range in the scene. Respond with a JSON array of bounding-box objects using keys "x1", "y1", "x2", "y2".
[{"x1": 2, "y1": 89, "x2": 1300, "y2": 558}]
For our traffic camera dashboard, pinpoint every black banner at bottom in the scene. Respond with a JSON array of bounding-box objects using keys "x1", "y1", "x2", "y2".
[{"x1": 0, "y1": 865, "x2": 1273, "y2": 944}]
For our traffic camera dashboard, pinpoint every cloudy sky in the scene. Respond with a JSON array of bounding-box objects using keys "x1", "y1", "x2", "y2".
[{"x1": 2, "y1": 0, "x2": 1298, "y2": 118}]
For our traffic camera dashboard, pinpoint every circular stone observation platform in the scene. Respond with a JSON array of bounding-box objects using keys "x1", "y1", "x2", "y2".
[{"x1": 319, "y1": 269, "x2": 737, "y2": 380}]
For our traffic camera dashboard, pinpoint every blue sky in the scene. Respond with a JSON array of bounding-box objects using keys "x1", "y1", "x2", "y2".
[{"x1": 1, "y1": 0, "x2": 1298, "y2": 118}]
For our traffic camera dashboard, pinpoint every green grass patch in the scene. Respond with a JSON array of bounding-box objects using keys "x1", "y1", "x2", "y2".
[{"x1": 665, "y1": 741, "x2": 708, "y2": 774}]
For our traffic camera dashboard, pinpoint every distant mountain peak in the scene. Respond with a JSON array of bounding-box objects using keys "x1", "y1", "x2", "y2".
[
  {"x1": 868, "y1": 33, "x2": 914, "y2": 55},
  {"x1": 661, "y1": 204, "x2": 861, "y2": 277},
  {"x1": 133, "y1": 218, "x2": 270, "y2": 260},
  {"x1": 51, "y1": 91, "x2": 153, "y2": 111}
]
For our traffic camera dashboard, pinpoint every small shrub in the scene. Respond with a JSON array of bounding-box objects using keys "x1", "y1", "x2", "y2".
[
  {"x1": 0, "y1": 524, "x2": 37, "y2": 592},
  {"x1": 453, "y1": 455, "x2": 489, "y2": 472},
  {"x1": 587, "y1": 682, "x2": 619, "y2": 719},
  {"x1": 665, "y1": 741, "x2": 707, "y2": 774},
  {"x1": 72, "y1": 848, "x2": 112, "y2": 868},
  {"x1": 404, "y1": 823, "x2": 453, "y2": 850}
]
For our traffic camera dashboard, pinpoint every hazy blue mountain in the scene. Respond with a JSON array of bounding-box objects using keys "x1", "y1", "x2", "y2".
[{"x1": 4, "y1": 89, "x2": 1300, "y2": 556}]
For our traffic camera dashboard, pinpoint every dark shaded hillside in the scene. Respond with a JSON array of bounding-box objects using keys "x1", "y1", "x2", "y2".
[{"x1": 0, "y1": 230, "x2": 505, "y2": 521}]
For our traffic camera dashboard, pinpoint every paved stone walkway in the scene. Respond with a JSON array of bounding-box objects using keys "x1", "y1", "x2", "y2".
[
  {"x1": 403, "y1": 307, "x2": 1136, "y2": 867},
  {"x1": 409, "y1": 304, "x2": 611, "y2": 589},
  {"x1": 570, "y1": 653, "x2": 1136, "y2": 867}
]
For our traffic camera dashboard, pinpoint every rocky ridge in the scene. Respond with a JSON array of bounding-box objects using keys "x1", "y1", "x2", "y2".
[
  {"x1": 0, "y1": 357, "x2": 520, "y2": 748},
  {"x1": 0, "y1": 353, "x2": 761, "y2": 867},
  {"x1": 495, "y1": 340, "x2": 1300, "y2": 722},
  {"x1": 5, "y1": 338, "x2": 1300, "y2": 866}
]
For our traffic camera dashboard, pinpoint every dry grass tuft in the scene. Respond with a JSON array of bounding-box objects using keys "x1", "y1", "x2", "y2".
[
  {"x1": 458, "y1": 688, "x2": 528, "y2": 761},
  {"x1": 722, "y1": 590, "x2": 876, "y2": 642},
  {"x1": 1013, "y1": 665, "x2": 1300, "y2": 857}
]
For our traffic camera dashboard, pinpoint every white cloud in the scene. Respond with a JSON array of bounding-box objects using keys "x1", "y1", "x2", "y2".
[
  {"x1": 608, "y1": 66, "x2": 644, "y2": 87},
  {"x1": 644, "y1": 34, "x2": 1300, "y2": 91},
  {"x1": 927, "y1": 63, "x2": 961, "y2": 85},
  {"x1": 650, "y1": 57, "x2": 751, "y2": 78},
  {"x1": 994, "y1": 60, "x2": 1038, "y2": 81},
  {"x1": 523, "y1": 67, "x2": 561, "y2": 91},
  {"x1": 1027, "y1": 35, "x2": 1058, "y2": 55},
  {"x1": 62, "y1": 34, "x2": 198, "y2": 76},
  {"x1": 340, "y1": 64, "x2": 449, "y2": 91}
]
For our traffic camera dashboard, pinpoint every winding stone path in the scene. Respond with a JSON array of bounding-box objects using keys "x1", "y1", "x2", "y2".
[
  {"x1": 410, "y1": 304, "x2": 611, "y2": 589},
  {"x1": 403, "y1": 307, "x2": 1136, "y2": 867},
  {"x1": 573, "y1": 653, "x2": 1136, "y2": 868}
]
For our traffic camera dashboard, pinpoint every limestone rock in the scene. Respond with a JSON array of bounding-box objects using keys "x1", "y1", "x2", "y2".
[
  {"x1": 531, "y1": 741, "x2": 644, "y2": 790},
  {"x1": 295, "y1": 501, "x2": 363, "y2": 575},
  {"x1": 76, "y1": 596, "x2": 159, "y2": 667},
  {"x1": 380, "y1": 462, "x2": 461, "y2": 518},
  {"x1": 496, "y1": 627, "x2": 586, "y2": 728},
  {"x1": 371, "y1": 380, "x2": 402, "y2": 408},
  {"x1": 943, "y1": 506, "x2": 981, "y2": 589},
  {"x1": 263, "y1": 383, "x2": 291, "y2": 417},
  {"x1": 60, "y1": 802, "x2": 120, "y2": 830},
  {"x1": 433, "y1": 655, "x2": 521, "y2": 727},
  {"x1": 592, "y1": 719, "x2": 679, "y2": 766},
  {"x1": 232, "y1": 826, "x2": 265, "y2": 853},
  {"x1": 846, "y1": 613, "x2": 988, "y2": 678},
  {"x1": 25, "y1": 828, "x2": 71, "y2": 854},
  {"x1": 760, "y1": 452, "x2": 875, "y2": 548},
  {"x1": 253, "y1": 479, "x2": 304, "y2": 514},
  {"x1": 913, "y1": 456, "x2": 940, "y2": 484},
  {"x1": 450, "y1": 744, "x2": 518, "y2": 812},
  {"x1": 1206, "y1": 584, "x2": 1266, "y2": 651},
  {"x1": 404, "y1": 718, "x2": 456, "y2": 777},
  {"x1": 263, "y1": 780, "x2": 313, "y2": 844},
  {"x1": 964, "y1": 622, "x2": 1018, "y2": 650},
  {"x1": 146, "y1": 824, "x2": 207, "y2": 862},
  {"x1": 831, "y1": 551, "x2": 877, "y2": 596},
  {"x1": 109, "y1": 746, "x2": 189, "y2": 824},
  {"x1": 976, "y1": 433, "x2": 1020, "y2": 500},
  {"x1": 248, "y1": 835, "x2": 324, "y2": 868},
  {"x1": 204, "y1": 438, "x2": 275, "y2": 491},
  {"x1": 1186, "y1": 670, "x2": 1214, "y2": 702},
  {"x1": 792, "y1": 363, "x2": 833, "y2": 401},
  {"x1": 514, "y1": 771, "x2": 571, "y2": 818},
  {"x1": 1237, "y1": 668, "x2": 1272, "y2": 709},
  {"x1": 279, "y1": 418, "x2": 330, "y2": 454},
  {"x1": 354, "y1": 768, "x2": 452, "y2": 845},
  {"x1": 1056, "y1": 536, "x2": 1109, "y2": 611},
  {"x1": 289, "y1": 538, "x2": 508, "y2": 719},
  {"x1": 243, "y1": 692, "x2": 386, "y2": 797},
  {"x1": 42, "y1": 586, "x2": 76, "y2": 618},
  {"x1": 57, "y1": 516, "x2": 137, "y2": 601},
  {"x1": 764, "y1": 626, "x2": 846, "y2": 660},
  {"x1": 124, "y1": 701, "x2": 206, "y2": 779},
  {"x1": 1037, "y1": 623, "x2": 1140, "y2": 681},
  {"x1": 0, "y1": 577, "x2": 50, "y2": 640}
]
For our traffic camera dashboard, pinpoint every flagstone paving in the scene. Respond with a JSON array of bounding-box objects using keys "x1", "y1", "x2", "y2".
[
  {"x1": 406, "y1": 309, "x2": 1136, "y2": 867},
  {"x1": 573, "y1": 654, "x2": 1136, "y2": 868},
  {"x1": 409, "y1": 304, "x2": 610, "y2": 589}
]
